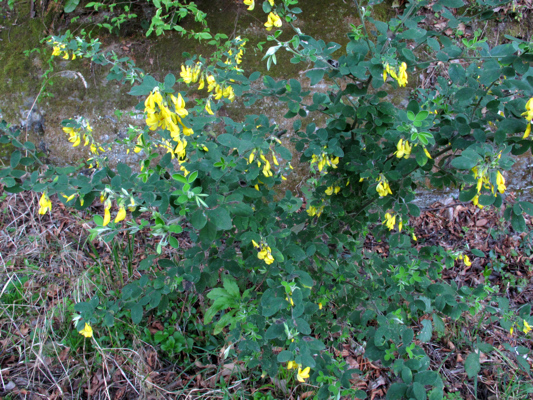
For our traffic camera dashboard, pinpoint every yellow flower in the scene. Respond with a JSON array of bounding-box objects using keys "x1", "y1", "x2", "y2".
[
  {"x1": 243, "y1": 0, "x2": 254, "y2": 10},
  {"x1": 325, "y1": 186, "x2": 334, "y2": 195},
  {"x1": 268, "y1": 0, "x2": 275, "y2": 5},
  {"x1": 524, "y1": 320, "x2": 532, "y2": 334},
  {"x1": 286, "y1": 296, "x2": 294, "y2": 306},
  {"x1": 115, "y1": 206, "x2": 126, "y2": 223},
  {"x1": 464, "y1": 255, "x2": 472, "y2": 267},
  {"x1": 412, "y1": 234, "x2": 417, "y2": 241},
  {"x1": 397, "y1": 62, "x2": 408, "y2": 87},
  {"x1": 524, "y1": 123, "x2": 531, "y2": 139},
  {"x1": 522, "y1": 97, "x2": 533, "y2": 122},
  {"x1": 258, "y1": 246, "x2": 275, "y2": 264},
  {"x1": 318, "y1": 302, "x2": 323, "y2": 310},
  {"x1": 62, "y1": 193, "x2": 76, "y2": 202},
  {"x1": 198, "y1": 75, "x2": 205, "y2": 90},
  {"x1": 287, "y1": 361, "x2": 298, "y2": 370},
  {"x1": 496, "y1": 171, "x2": 506, "y2": 194},
  {"x1": 297, "y1": 367, "x2": 310, "y2": 382},
  {"x1": 206, "y1": 75, "x2": 217, "y2": 92},
  {"x1": 510, "y1": 327, "x2": 514, "y2": 336},
  {"x1": 395, "y1": 138, "x2": 412, "y2": 159},
  {"x1": 103, "y1": 201, "x2": 111, "y2": 226},
  {"x1": 265, "y1": 12, "x2": 282, "y2": 31},
  {"x1": 205, "y1": 100, "x2": 214, "y2": 115},
  {"x1": 423, "y1": 147, "x2": 432, "y2": 159},
  {"x1": 79, "y1": 323, "x2": 93, "y2": 338},
  {"x1": 376, "y1": 179, "x2": 392, "y2": 197},
  {"x1": 383, "y1": 213, "x2": 396, "y2": 231},
  {"x1": 38, "y1": 193, "x2": 52, "y2": 215}
]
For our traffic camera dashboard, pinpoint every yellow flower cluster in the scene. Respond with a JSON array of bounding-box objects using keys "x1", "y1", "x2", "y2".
[
  {"x1": 287, "y1": 361, "x2": 310, "y2": 382},
  {"x1": 144, "y1": 88, "x2": 191, "y2": 163},
  {"x1": 265, "y1": 12, "x2": 282, "y2": 31},
  {"x1": 63, "y1": 120, "x2": 104, "y2": 156},
  {"x1": 394, "y1": 139, "x2": 412, "y2": 159},
  {"x1": 376, "y1": 176, "x2": 392, "y2": 197},
  {"x1": 383, "y1": 62, "x2": 408, "y2": 87},
  {"x1": 325, "y1": 186, "x2": 340, "y2": 195},
  {"x1": 310, "y1": 151, "x2": 339, "y2": 173},
  {"x1": 458, "y1": 254, "x2": 472, "y2": 267},
  {"x1": 472, "y1": 167, "x2": 506, "y2": 201},
  {"x1": 101, "y1": 193, "x2": 135, "y2": 226},
  {"x1": 383, "y1": 213, "x2": 402, "y2": 231},
  {"x1": 307, "y1": 204, "x2": 325, "y2": 218},
  {"x1": 38, "y1": 193, "x2": 52, "y2": 215},
  {"x1": 252, "y1": 240, "x2": 275, "y2": 265},
  {"x1": 522, "y1": 97, "x2": 533, "y2": 139},
  {"x1": 49, "y1": 40, "x2": 76, "y2": 60},
  {"x1": 248, "y1": 149, "x2": 279, "y2": 178},
  {"x1": 180, "y1": 62, "x2": 236, "y2": 105}
]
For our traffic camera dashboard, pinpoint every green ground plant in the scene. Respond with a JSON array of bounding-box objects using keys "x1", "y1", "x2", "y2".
[{"x1": 1, "y1": 0, "x2": 533, "y2": 398}]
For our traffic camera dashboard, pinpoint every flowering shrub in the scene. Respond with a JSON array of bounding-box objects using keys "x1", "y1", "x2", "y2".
[{"x1": 2, "y1": 0, "x2": 533, "y2": 398}]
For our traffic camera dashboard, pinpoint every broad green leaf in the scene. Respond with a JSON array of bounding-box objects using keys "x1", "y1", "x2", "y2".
[
  {"x1": 207, "y1": 207, "x2": 232, "y2": 231},
  {"x1": 465, "y1": 352, "x2": 480, "y2": 378}
]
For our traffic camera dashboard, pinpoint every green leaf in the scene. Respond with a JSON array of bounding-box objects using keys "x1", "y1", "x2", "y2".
[
  {"x1": 412, "y1": 382, "x2": 426, "y2": 400},
  {"x1": 164, "y1": 73, "x2": 176, "y2": 89},
  {"x1": 265, "y1": 323, "x2": 285, "y2": 339},
  {"x1": 294, "y1": 318, "x2": 311, "y2": 334},
  {"x1": 10, "y1": 151, "x2": 21, "y2": 168},
  {"x1": 217, "y1": 134, "x2": 241, "y2": 149},
  {"x1": 130, "y1": 303, "x2": 143, "y2": 324},
  {"x1": 207, "y1": 207, "x2": 232, "y2": 231},
  {"x1": 465, "y1": 352, "x2": 480, "y2": 378},
  {"x1": 437, "y1": 0, "x2": 464, "y2": 8},
  {"x1": 519, "y1": 201, "x2": 533, "y2": 216},
  {"x1": 128, "y1": 75, "x2": 159, "y2": 96},
  {"x1": 451, "y1": 155, "x2": 478, "y2": 170},
  {"x1": 386, "y1": 383, "x2": 407, "y2": 400},
  {"x1": 277, "y1": 350, "x2": 293, "y2": 362},
  {"x1": 64, "y1": 0, "x2": 80, "y2": 12},
  {"x1": 455, "y1": 88, "x2": 475, "y2": 102},
  {"x1": 418, "y1": 319, "x2": 432, "y2": 342},
  {"x1": 223, "y1": 277, "x2": 240, "y2": 299},
  {"x1": 286, "y1": 245, "x2": 306, "y2": 261},
  {"x1": 306, "y1": 69, "x2": 325, "y2": 86},
  {"x1": 511, "y1": 214, "x2": 526, "y2": 232},
  {"x1": 191, "y1": 209, "x2": 207, "y2": 230}
]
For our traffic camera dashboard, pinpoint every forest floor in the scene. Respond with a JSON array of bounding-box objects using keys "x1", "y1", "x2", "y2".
[{"x1": 0, "y1": 186, "x2": 532, "y2": 400}]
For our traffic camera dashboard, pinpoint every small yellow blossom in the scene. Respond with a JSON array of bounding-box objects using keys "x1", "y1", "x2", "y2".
[
  {"x1": 412, "y1": 234, "x2": 417, "y2": 241},
  {"x1": 297, "y1": 367, "x2": 311, "y2": 382},
  {"x1": 521, "y1": 97, "x2": 533, "y2": 122},
  {"x1": 395, "y1": 138, "x2": 412, "y2": 159},
  {"x1": 318, "y1": 302, "x2": 323, "y2": 310},
  {"x1": 243, "y1": 0, "x2": 254, "y2": 10},
  {"x1": 115, "y1": 206, "x2": 126, "y2": 223},
  {"x1": 252, "y1": 240, "x2": 275, "y2": 265},
  {"x1": 38, "y1": 193, "x2": 52, "y2": 215},
  {"x1": 79, "y1": 323, "x2": 93, "y2": 338},
  {"x1": 496, "y1": 171, "x2": 506, "y2": 194},
  {"x1": 510, "y1": 327, "x2": 514, "y2": 336},
  {"x1": 464, "y1": 255, "x2": 472, "y2": 267},
  {"x1": 383, "y1": 213, "x2": 396, "y2": 231},
  {"x1": 268, "y1": 0, "x2": 275, "y2": 5},
  {"x1": 103, "y1": 201, "x2": 111, "y2": 226},
  {"x1": 286, "y1": 296, "x2": 294, "y2": 306},
  {"x1": 287, "y1": 361, "x2": 298, "y2": 370},
  {"x1": 376, "y1": 178, "x2": 392, "y2": 197},
  {"x1": 265, "y1": 12, "x2": 282, "y2": 31},
  {"x1": 524, "y1": 320, "x2": 532, "y2": 334},
  {"x1": 423, "y1": 147, "x2": 432, "y2": 159},
  {"x1": 205, "y1": 100, "x2": 214, "y2": 115}
]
